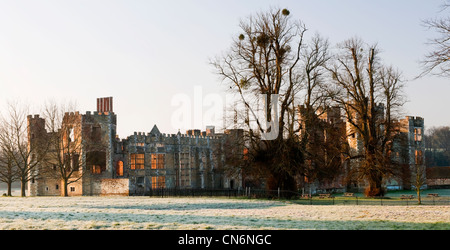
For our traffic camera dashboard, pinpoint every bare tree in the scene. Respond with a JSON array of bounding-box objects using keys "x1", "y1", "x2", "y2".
[
  {"x1": 328, "y1": 38, "x2": 406, "y2": 196},
  {"x1": 425, "y1": 126, "x2": 450, "y2": 167},
  {"x1": 41, "y1": 101, "x2": 104, "y2": 196},
  {"x1": 211, "y1": 7, "x2": 308, "y2": 191},
  {"x1": 41, "y1": 102, "x2": 80, "y2": 196},
  {"x1": 0, "y1": 148, "x2": 19, "y2": 196},
  {"x1": 0, "y1": 101, "x2": 49, "y2": 197},
  {"x1": 296, "y1": 34, "x2": 348, "y2": 188},
  {"x1": 212, "y1": 8, "x2": 344, "y2": 192},
  {"x1": 420, "y1": 1, "x2": 450, "y2": 77},
  {"x1": 413, "y1": 163, "x2": 426, "y2": 205}
]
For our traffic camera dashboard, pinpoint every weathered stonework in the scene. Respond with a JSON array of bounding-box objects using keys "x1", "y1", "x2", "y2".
[
  {"x1": 28, "y1": 97, "x2": 240, "y2": 196},
  {"x1": 297, "y1": 104, "x2": 425, "y2": 193}
]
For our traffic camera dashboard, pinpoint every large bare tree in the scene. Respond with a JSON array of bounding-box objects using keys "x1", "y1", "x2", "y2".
[
  {"x1": 212, "y1": 8, "x2": 339, "y2": 192},
  {"x1": 41, "y1": 102, "x2": 83, "y2": 196},
  {"x1": 41, "y1": 101, "x2": 105, "y2": 196},
  {"x1": 0, "y1": 102, "x2": 49, "y2": 197},
  {"x1": 328, "y1": 38, "x2": 405, "y2": 196},
  {"x1": 211, "y1": 8, "x2": 308, "y2": 191},
  {"x1": 296, "y1": 34, "x2": 347, "y2": 187}
]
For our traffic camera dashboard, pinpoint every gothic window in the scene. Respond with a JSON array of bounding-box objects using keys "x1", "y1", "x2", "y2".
[
  {"x1": 152, "y1": 176, "x2": 165, "y2": 189},
  {"x1": 116, "y1": 161, "x2": 124, "y2": 176},
  {"x1": 130, "y1": 154, "x2": 144, "y2": 170},
  {"x1": 415, "y1": 150, "x2": 423, "y2": 165},
  {"x1": 151, "y1": 154, "x2": 165, "y2": 169},
  {"x1": 414, "y1": 128, "x2": 422, "y2": 142},
  {"x1": 179, "y1": 153, "x2": 190, "y2": 187}
]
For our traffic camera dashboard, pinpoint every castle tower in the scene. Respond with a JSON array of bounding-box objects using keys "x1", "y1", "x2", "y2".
[
  {"x1": 404, "y1": 116, "x2": 425, "y2": 189},
  {"x1": 27, "y1": 115, "x2": 47, "y2": 196},
  {"x1": 84, "y1": 98, "x2": 117, "y2": 179}
]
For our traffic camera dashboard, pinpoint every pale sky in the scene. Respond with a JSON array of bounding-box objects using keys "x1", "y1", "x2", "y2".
[{"x1": 0, "y1": 0, "x2": 448, "y2": 138}]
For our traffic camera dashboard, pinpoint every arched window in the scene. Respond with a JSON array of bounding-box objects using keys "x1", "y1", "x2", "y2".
[{"x1": 116, "y1": 161, "x2": 124, "y2": 176}]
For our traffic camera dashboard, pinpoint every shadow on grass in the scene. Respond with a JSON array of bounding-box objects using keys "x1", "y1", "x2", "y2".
[
  {"x1": 83, "y1": 201, "x2": 286, "y2": 211},
  {"x1": 0, "y1": 210, "x2": 448, "y2": 230}
]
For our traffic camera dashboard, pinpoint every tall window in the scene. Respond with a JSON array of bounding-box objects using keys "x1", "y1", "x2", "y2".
[
  {"x1": 116, "y1": 161, "x2": 124, "y2": 176},
  {"x1": 130, "y1": 154, "x2": 144, "y2": 169},
  {"x1": 92, "y1": 165, "x2": 102, "y2": 174},
  {"x1": 414, "y1": 128, "x2": 422, "y2": 142},
  {"x1": 179, "y1": 153, "x2": 190, "y2": 187},
  {"x1": 415, "y1": 150, "x2": 424, "y2": 165},
  {"x1": 151, "y1": 154, "x2": 165, "y2": 169},
  {"x1": 152, "y1": 176, "x2": 165, "y2": 189}
]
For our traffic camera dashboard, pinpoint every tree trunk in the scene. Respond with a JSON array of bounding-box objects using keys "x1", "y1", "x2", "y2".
[
  {"x1": 365, "y1": 152, "x2": 384, "y2": 197},
  {"x1": 63, "y1": 179, "x2": 69, "y2": 197},
  {"x1": 365, "y1": 175, "x2": 384, "y2": 197},
  {"x1": 21, "y1": 179, "x2": 27, "y2": 197},
  {"x1": 417, "y1": 189, "x2": 422, "y2": 205},
  {"x1": 7, "y1": 181, "x2": 12, "y2": 196}
]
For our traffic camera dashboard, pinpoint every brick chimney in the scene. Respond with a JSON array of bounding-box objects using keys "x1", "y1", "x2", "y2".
[{"x1": 97, "y1": 97, "x2": 113, "y2": 113}]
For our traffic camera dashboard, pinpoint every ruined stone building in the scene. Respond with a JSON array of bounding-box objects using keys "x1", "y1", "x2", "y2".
[
  {"x1": 297, "y1": 105, "x2": 347, "y2": 192},
  {"x1": 28, "y1": 97, "x2": 241, "y2": 196},
  {"x1": 27, "y1": 96, "x2": 425, "y2": 196},
  {"x1": 345, "y1": 114, "x2": 426, "y2": 191},
  {"x1": 297, "y1": 104, "x2": 425, "y2": 193},
  {"x1": 387, "y1": 116, "x2": 426, "y2": 190}
]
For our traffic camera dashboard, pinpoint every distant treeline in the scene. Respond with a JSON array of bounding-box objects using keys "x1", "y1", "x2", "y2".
[{"x1": 425, "y1": 126, "x2": 450, "y2": 166}]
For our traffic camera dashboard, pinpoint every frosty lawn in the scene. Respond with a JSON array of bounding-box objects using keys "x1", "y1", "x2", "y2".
[{"x1": 0, "y1": 196, "x2": 448, "y2": 230}]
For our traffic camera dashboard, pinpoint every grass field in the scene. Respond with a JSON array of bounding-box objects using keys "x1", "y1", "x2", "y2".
[{"x1": 0, "y1": 196, "x2": 448, "y2": 230}]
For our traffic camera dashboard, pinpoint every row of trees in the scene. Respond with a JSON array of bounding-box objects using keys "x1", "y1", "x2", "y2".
[
  {"x1": 212, "y1": 8, "x2": 409, "y2": 197},
  {"x1": 425, "y1": 126, "x2": 450, "y2": 167},
  {"x1": 0, "y1": 101, "x2": 93, "y2": 197}
]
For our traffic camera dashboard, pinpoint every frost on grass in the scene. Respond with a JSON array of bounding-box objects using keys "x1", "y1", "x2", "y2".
[{"x1": 0, "y1": 196, "x2": 448, "y2": 230}]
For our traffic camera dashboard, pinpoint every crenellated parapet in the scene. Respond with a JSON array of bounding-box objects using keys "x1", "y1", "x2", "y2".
[{"x1": 124, "y1": 129, "x2": 222, "y2": 148}]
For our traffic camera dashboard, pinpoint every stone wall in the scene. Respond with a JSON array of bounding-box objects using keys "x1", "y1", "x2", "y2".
[{"x1": 93, "y1": 178, "x2": 129, "y2": 196}]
